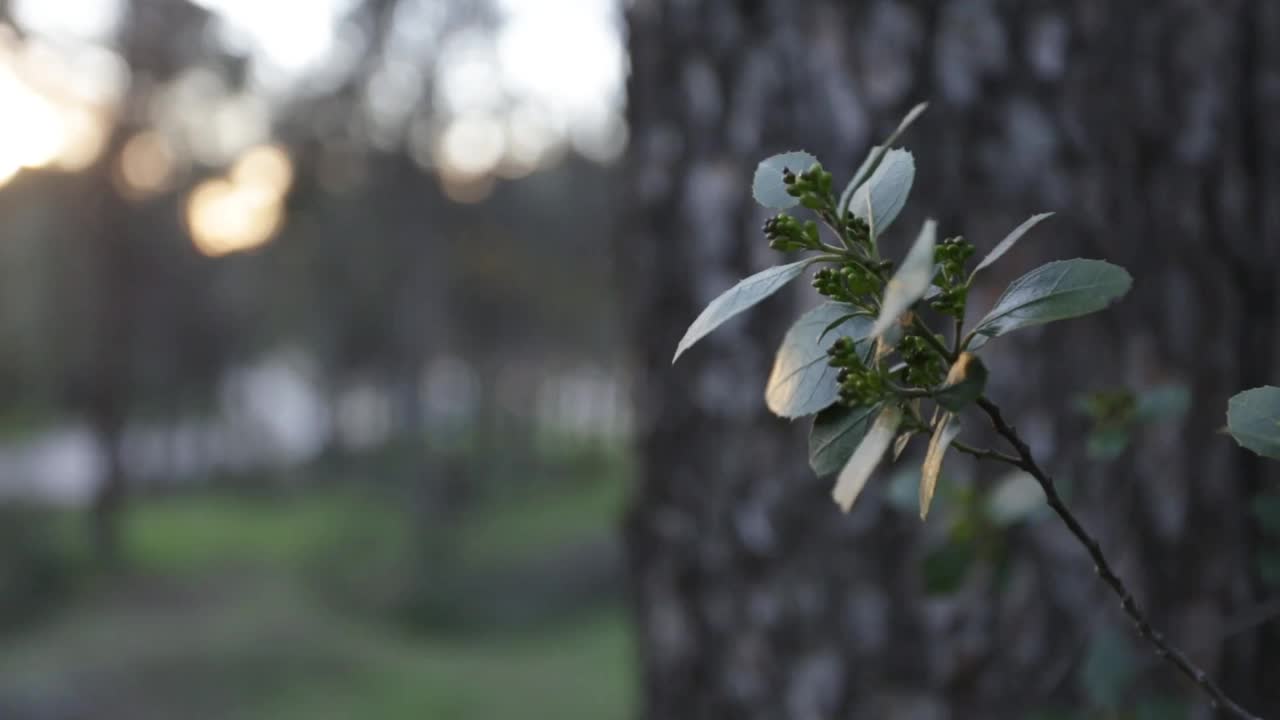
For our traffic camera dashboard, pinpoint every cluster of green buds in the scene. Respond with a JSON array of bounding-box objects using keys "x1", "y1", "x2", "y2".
[
  {"x1": 811, "y1": 263, "x2": 880, "y2": 303},
  {"x1": 763, "y1": 213, "x2": 821, "y2": 252},
  {"x1": 782, "y1": 163, "x2": 834, "y2": 211},
  {"x1": 828, "y1": 336, "x2": 885, "y2": 407},
  {"x1": 897, "y1": 332, "x2": 946, "y2": 387},
  {"x1": 840, "y1": 214, "x2": 873, "y2": 249},
  {"x1": 928, "y1": 236, "x2": 975, "y2": 317}
]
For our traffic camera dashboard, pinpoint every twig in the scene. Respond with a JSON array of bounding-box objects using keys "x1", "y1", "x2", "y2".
[
  {"x1": 971, "y1": 396, "x2": 1262, "y2": 720},
  {"x1": 952, "y1": 440, "x2": 1020, "y2": 466}
]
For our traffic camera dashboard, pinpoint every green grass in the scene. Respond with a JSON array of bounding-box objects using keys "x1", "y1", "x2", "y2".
[
  {"x1": 456, "y1": 475, "x2": 627, "y2": 571},
  {"x1": 0, "y1": 573, "x2": 634, "y2": 720},
  {"x1": 3, "y1": 444, "x2": 636, "y2": 719},
  {"x1": 120, "y1": 487, "x2": 406, "y2": 575}
]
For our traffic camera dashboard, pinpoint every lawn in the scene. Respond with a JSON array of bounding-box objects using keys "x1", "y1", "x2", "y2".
[{"x1": 0, "y1": 445, "x2": 636, "y2": 720}]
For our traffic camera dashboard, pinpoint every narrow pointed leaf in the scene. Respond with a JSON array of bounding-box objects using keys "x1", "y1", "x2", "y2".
[
  {"x1": 893, "y1": 429, "x2": 915, "y2": 461},
  {"x1": 809, "y1": 403, "x2": 880, "y2": 477},
  {"x1": 753, "y1": 150, "x2": 819, "y2": 209},
  {"x1": 870, "y1": 219, "x2": 936, "y2": 340},
  {"x1": 1227, "y1": 386, "x2": 1280, "y2": 459},
  {"x1": 971, "y1": 212, "x2": 1055, "y2": 278},
  {"x1": 969, "y1": 259, "x2": 1132, "y2": 345},
  {"x1": 837, "y1": 102, "x2": 928, "y2": 215},
  {"x1": 673, "y1": 260, "x2": 812, "y2": 363},
  {"x1": 766, "y1": 304, "x2": 872, "y2": 418},
  {"x1": 832, "y1": 405, "x2": 902, "y2": 512},
  {"x1": 847, "y1": 149, "x2": 915, "y2": 235},
  {"x1": 920, "y1": 412, "x2": 961, "y2": 519}
]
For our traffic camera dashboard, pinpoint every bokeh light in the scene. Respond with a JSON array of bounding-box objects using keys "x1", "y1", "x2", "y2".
[
  {"x1": 118, "y1": 130, "x2": 177, "y2": 196},
  {"x1": 186, "y1": 144, "x2": 294, "y2": 256}
]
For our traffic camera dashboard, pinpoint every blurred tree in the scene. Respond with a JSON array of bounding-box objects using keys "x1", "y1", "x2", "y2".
[{"x1": 622, "y1": 1, "x2": 1278, "y2": 717}]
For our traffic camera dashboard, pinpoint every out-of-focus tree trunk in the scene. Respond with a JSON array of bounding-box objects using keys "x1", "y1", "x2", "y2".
[{"x1": 621, "y1": 1, "x2": 1279, "y2": 717}]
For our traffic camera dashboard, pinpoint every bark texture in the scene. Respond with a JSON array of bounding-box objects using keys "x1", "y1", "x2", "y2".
[{"x1": 621, "y1": 1, "x2": 1280, "y2": 718}]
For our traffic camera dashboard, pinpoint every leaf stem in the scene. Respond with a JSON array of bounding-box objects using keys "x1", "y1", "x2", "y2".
[
  {"x1": 912, "y1": 315, "x2": 956, "y2": 363},
  {"x1": 971, "y1": 396, "x2": 1261, "y2": 720}
]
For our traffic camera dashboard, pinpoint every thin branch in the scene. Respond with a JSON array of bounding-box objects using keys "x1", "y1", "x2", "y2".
[
  {"x1": 951, "y1": 440, "x2": 1020, "y2": 466},
  {"x1": 974, "y1": 397, "x2": 1261, "y2": 720}
]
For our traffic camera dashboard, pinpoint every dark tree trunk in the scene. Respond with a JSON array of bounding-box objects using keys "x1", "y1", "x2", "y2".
[{"x1": 621, "y1": 1, "x2": 1279, "y2": 718}]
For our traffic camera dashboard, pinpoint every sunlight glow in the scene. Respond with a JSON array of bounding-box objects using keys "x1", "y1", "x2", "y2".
[
  {"x1": 0, "y1": 64, "x2": 71, "y2": 186},
  {"x1": 438, "y1": 114, "x2": 506, "y2": 180},
  {"x1": 118, "y1": 130, "x2": 176, "y2": 196},
  {"x1": 187, "y1": 144, "x2": 294, "y2": 257},
  {"x1": 191, "y1": 0, "x2": 353, "y2": 92},
  {"x1": 12, "y1": 0, "x2": 122, "y2": 43}
]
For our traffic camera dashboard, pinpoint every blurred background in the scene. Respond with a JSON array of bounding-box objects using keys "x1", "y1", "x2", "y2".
[{"x1": 0, "y1": 1, "x2": 1278, "y2": 719}]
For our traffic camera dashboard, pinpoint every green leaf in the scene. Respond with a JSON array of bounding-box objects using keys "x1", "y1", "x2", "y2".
[
  {"x1": 1227, "y1": 386, "x2": 1280, "y2": 459},
  {"x1": 985, "y1": 470, "x2": 1046, "y2": 527},
  {"x1": 672, "y1": 260, "x2": 812, "y2": 363},
  {"x1": 809, "y1": 403, "x2": 880, "y2": 477},
  {"x1": 892, "y1": 428, "x2": 916, "y2": 461},
  {"x1": 969, "y1": 259, "x2": 1132, "y2": 347},
  {"x1": 870, "y1": 219, "x2": 936, "y2": 341},
  {"x1": 935, "y1": 352, "x2": 988, "y2": 412},
  {"x1": 837, "y1": 102, "x2": 928, "y2": 215},
  {"x1": 970, "y1": 212, "x2": 1055, "y2": 278},
  {"x1": 832, "y1": 404, "x2": 902, "y2": 512},
  {"x1": 766, "y1": 303, "x2": 872, "y2": 418},
  {"x1": 847, "y1": 149, "x2": 915, "y2": 235},
  {"x1": 752, "y1": 151, "x2": 818, "y2": 209},
  {"x1": 920, "y1": 412, "x2": 961, "y2": 520}
]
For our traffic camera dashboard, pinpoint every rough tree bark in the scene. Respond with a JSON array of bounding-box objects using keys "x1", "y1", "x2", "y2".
[{"x1": 621, "y1": 1, "x2": 1279, "y2": 718}]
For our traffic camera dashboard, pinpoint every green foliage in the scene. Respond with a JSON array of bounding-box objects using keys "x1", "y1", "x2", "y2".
[
  {"x1": 765, "y1": 304, "x2": 871, "y2": 418},
  {"x1": 671, "y1": 259, "x2": 812, "y2": 363},
  {"x1": 935, "y1": 352, "x2": 988, "y2": 412},
  {"x1": 752, "y1": 150, "x2": 819, "y2": 209},
  {"x1": 967, "y1": 259, "x2": 1133, "y2": 349},
  {"x1": 870, "y1": 219, "x2": 936, "y2": 340},
  {"x1": 1227, "y1": 386, "x2": 1280, "y2": 459},
  {"x1": 831, "y1": 404, "x2": 901, "y2": 512},
  {"x1": 677, "y1": 98, "x2": 1268, "y2": 720},
  {"x1": 837, "y1": 102, "x2": 928, "y2": 217},
  {"x1": 809, "y1": 403, "x2": 879, "y2": 478},
  {"x1": 673, "y1": 103, "x2": 1135, "y2": 518},
  {"x1": 919, "y1": 412, "x2": 960, "y2": 519},
  {"x1": 846, "y1": 148, "x2": 914, "y2": 234},
  {"x1": 970, "y1": 212, "x2": 1054, "y2": 278}
]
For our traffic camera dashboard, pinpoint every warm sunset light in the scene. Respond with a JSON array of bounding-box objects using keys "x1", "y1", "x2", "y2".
[
  {"x1": 118, "y1": 130, "x2": 176, "y2": 196},
  {"x1": 186, "y1": 143, "x2": 294, "y2": 257},
  {"x1": 0, "y1": 64, "x2": 70, "y2": 186}
]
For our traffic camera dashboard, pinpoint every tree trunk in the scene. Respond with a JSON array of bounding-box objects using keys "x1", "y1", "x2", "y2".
[{"x1": 621, "y1": 1, "x2": 1279, "y2": 718}]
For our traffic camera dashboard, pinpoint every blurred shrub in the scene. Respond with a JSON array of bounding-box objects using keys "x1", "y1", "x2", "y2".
[{"x1": 0, "y1": 504, "x2": 82, "y2": 631}]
